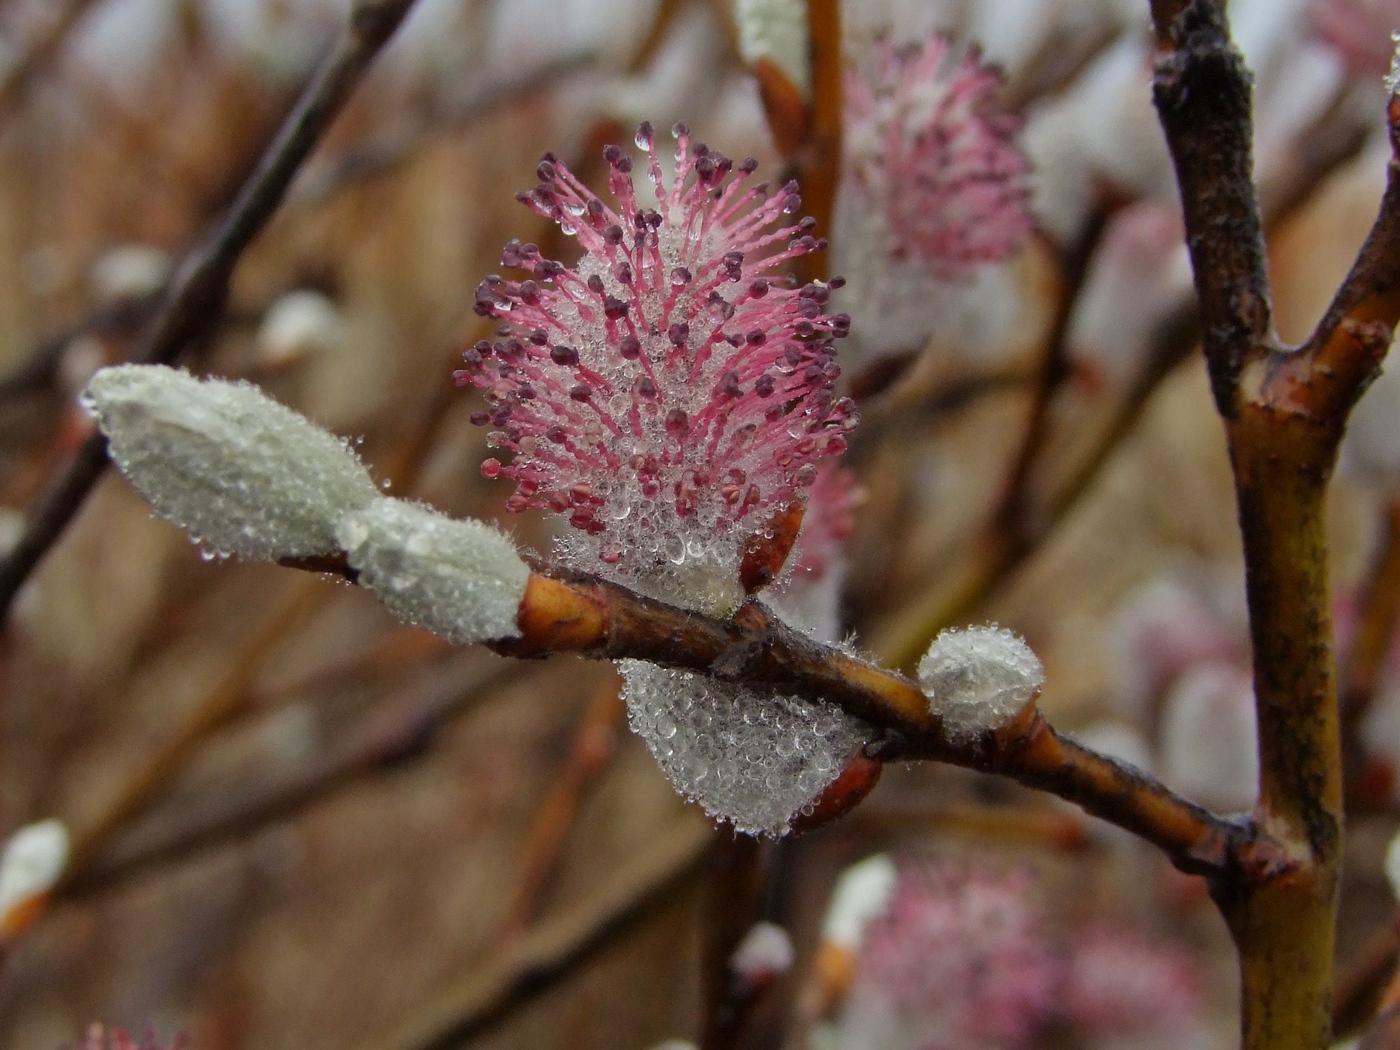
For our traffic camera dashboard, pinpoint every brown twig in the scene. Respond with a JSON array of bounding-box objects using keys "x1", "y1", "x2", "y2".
[
  {"x1": 1334, "y1": 913, "x2": 1400, "y2": 1037},
  {"x1": 1145, "y1": 4, "x2": 1400, "y2": 1050},
  {"x1": 992, "y1": 214, "x2": 1112, "y2": 556},
  {"x1": 67, "y1": 653, "x2": 523, "y2": 897},
  {"x1": 796, "y1": 0, "x2": 841, "y2": 281},
  {"x1": 497, "y1": 677, "x2": 625, "y2": 940},
  {"x1": 1360, "y1": 1003, "x2": 1400, "y2": 1050},
  {"x1": 0, "y1": 0, "x2": 422, "y2": 622},
  {"x1": 700, "y1": 829, "x2": 769, "y2": 1050},
  {"x1": 358, "y1": 817, "x2": 712, "y2": 1050},
  {"x1": 281, "y1": 551, "x2": 1269, "y2": 878},
  {"x1": 1150, "y1": 3, "x2": 1273, "y2": 415},
  {"x1": 743, "y1": 0, "x2": 841, "y2": 283},
  {"x1": 288, "y1": 51, "x2": 596, "y2": 207}
]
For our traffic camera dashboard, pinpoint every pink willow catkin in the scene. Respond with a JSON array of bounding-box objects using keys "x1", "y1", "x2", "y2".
[
  {"x1": 458, "y1": 122, "x2": 856, "y2": 607},
  {"x1": 844, "y1": 35, "x2": 1032, "y2": 280},
  {"x1": 459, "y1": 125, "x2": 871, "y2": 836}
]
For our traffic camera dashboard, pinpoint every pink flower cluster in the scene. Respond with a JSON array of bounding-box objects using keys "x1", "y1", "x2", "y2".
[
  {"x1": 838, "y1": 863, "x2": 1205, "y2": 1050},
  {"x1": 844, "y1": 36, "x2": 1033, "y2": 280},
  {"x1": 459, "y1": 123, "x2": 855, "y2": 605},
  {"x1": 854, "y1": 865, "x2": 1056, "y2": 1049},
  {"x1": 68, "y1": 1025, "x2": 186, "y2": 1050}
]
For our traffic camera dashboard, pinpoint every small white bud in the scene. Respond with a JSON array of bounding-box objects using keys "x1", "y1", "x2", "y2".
[
  {"x1": 731, "y1": 921, "x2": 794, "y2": 980},
  {"x1": 736, "y1": 0, "x2": 810, "y2": 95},
  {"x1": 338, "y1": 498, "x2": 528, "y2": 644},
  {"x1": 58, "y1": 335, "x2": 107, "y2": 396},
  {"x1": 90, "y1": 243, "x2": 170, "y2": 303},
  {"x1": 1387, "y1": 31, "x2": 1400, "y2": 96},
  {"x1": 918, "y1": 626, "x2": 1044, "y2": 742},
  {"x1": 0, "y1": 819, "x2": 69, "y2": 934},
  {"x1": 83, "y1": 365, "x2": 380, "y2": 561},
  {"x1": 257, "y1": 289, "x2": 344, "y2": 367},
  {"x1": 0, "y1": 507, "x2": 23, "y2": 560},
  {"x1": 821, "y1": 852, "x2": 896, "y2": 949},
  {"x1": 1386, "y1": 830, "x2": 1400, "y2": 902}
]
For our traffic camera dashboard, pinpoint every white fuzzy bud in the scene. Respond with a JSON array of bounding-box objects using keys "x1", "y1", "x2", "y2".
[
  {"x1": 918, "y1": 626, "x2": 1044, "y2": 742},
  {"x1": 337, "y1": 498, "x2": 528, "y2": 644},
  {"x1": 736, "y1": 0, "x2": 809, "y2": 95},
  {"x1": 732, "y1": 920, "x2": 795, "y2": 980},
  {"x1": 821, "y1": 852, "x2": 896, "y2": 949},
  {"x1": 0, "y1": 819, "x2": 69, "y2": 933},
  {"x1": 1387, "y1": 31, "x2": 1400, "y2": 96},
  {"x1": 90, "y1": 243, "x2": 170, "y2": 303},
  {"x1": 1386, "y1": 830, "x2": 1400, "y2": 902},
  {"x1": 83, "y1": 365, "x2": 380, "y2": 561},
  {"x1": 257, "y1": 289, "x2": 344, "y2": 367}
]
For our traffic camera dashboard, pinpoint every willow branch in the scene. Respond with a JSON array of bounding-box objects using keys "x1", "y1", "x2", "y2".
[
  {"x1": 0, "y1": 0, "x2": 421, "y2": 621},
  {"x1": 1150, "y1": 0, "x2": 1273, "y2": 413},
  {"x1": 700, "y1": 830, "x2": 769, "y2": 1050},
  {"x1": 1146, "y1": 5, "x2": 1400, "y2": 1050},
  {"x1": 993, "y1": 214, "x2": 1112, "y2": 555},
  {"x1": 291, "y1": 553, "x2": 1279, "y2": 883},
  {"x1": 744, "y1": 0, "x2": 841, "y2": 282}
]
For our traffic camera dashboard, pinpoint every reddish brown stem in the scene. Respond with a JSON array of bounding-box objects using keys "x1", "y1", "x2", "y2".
[
  {"x1": 1146, "y1": 4, "x2": 1400, "y2": 1050},
  {"x1": 498, "y1": 679, "x2": 625, "y2": 939},
  {"x1": 700, "y1": 829, "x2": 769, "y2": 1050}
]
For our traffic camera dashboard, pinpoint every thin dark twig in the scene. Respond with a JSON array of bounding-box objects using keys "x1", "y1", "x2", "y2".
[
  {"x1": 66, "y1": 654, "x2": 523, "y2": 897},
  {"x1": 497, "y1": 678, "x2": 624, "y2": 940},
  {"x1": 0, "y1": 0, "x2": 99, "y2": 118},
  {"x1": 1333, "y1": 914, "x2": 1400, "y2": 1037},
  {"x1": 992, "y1": 213, "x2": 1112, "y2": 554},
  {"x1": 1150, "y1": 0, "x2": 1274, "y2": 412},
  {"x1": 359, "y1": 818, "x2": 712, "y2": 1050},
  {"x1": 700, "y1": 830, "x2": 768, "y2": 1050},
  {"x1": 0, "y1": 291, "x2": 163, "y2": 402},
  {"x1": 0, "y1": 0, "x2": 421, "y2": 621},
  {"x1": 289, "y1": 50, "x2": 596, "y2": 206}
]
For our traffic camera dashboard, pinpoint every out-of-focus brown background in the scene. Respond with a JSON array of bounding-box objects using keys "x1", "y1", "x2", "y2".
[{"x1": 2, "y1": 1, "x2": 1399, "y2": 1048}]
